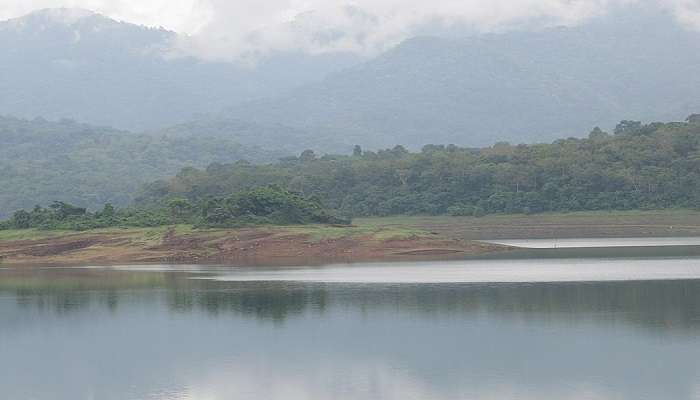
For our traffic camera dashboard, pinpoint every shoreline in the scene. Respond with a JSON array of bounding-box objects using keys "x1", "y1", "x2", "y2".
[
  {"x1": 5, "y1": 211, "x2": 700, "y2": 267},
  {"x1": 0, "y1": 225, "x2": 510, "y2": 267}
]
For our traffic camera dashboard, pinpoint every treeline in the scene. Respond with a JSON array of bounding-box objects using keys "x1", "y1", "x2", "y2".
[
  {"x1": 137, "y1": 115, "x2": 700, "y2": 217},
  {"x1": 0, "y1": 187, "x2": 348, "y2": 231}
]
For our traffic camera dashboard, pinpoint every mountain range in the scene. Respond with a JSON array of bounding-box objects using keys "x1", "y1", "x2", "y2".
[
  {"x1": 2, "y1": 6, "x2": 700, "y2": 153},
  {"x1": 215, "y1": 8, "x2": 700, "y2": 149}
]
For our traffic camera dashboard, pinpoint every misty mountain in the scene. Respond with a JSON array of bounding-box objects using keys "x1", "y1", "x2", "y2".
[
  {"x1": 4, "y1": 7, "x2": 700, "y2": 153},
  {"x1": 0, "y1": 115, "x2": 281, "y2": 218},
  {"x1": 209, "y1": 9, "x2": 700, "y2": 149},
  {"x1": 0, "y1": 8, "x2": 359, "y2": 131}
]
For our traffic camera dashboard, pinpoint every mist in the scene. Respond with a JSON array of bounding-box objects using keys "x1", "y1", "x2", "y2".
[{"x1": 2, "y1": 0, "x2": 699, "y2": 61}]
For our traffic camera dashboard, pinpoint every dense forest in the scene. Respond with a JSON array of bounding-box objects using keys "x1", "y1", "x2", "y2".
[
  {"x1": 0, "y1": 116, "x2": 280, "y2": 218},
  {"x1": 137, "y1": 116, "x2": 700, "y2": 218},
  {"x1": 0, "y1": 186, "x2": 347, "y2": 231},
  {"x1": 5, "y1": 115, "x2": 700, "y2": 228}
]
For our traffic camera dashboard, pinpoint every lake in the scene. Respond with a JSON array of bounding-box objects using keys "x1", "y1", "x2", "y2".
[{"x1": 3, "y1": 256, "x2": 700, "y2": 399}]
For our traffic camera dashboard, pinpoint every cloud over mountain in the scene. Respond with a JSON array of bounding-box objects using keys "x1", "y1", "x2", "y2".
[{"x1": 1, "y1": 0, "x2": 698, "y2": 61}]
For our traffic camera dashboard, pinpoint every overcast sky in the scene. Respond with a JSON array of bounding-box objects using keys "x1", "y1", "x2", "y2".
[{"x1": 1, "y1": 0, "x2": 698, "y2": 60}]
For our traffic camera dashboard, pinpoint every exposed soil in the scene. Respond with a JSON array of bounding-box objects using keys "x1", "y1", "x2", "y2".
[
  {"x1": 0, "y1": 227, "x2": 507, "y2": 267},
  {"x1": 5, "y1": 212, "x2": 700, "y2": 267}
]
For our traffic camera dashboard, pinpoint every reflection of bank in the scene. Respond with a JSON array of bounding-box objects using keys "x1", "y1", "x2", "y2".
[{"x1": 4, "y1": 265, "x2": 700, "y2": 334}]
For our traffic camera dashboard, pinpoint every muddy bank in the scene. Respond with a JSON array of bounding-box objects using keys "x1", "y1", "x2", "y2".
[
  {"x1": 0, "y1": 227, "x2": 508, "y2": 267},
  {"x1": 7, "y1": 211, "x2": 700, "y2": 267}
]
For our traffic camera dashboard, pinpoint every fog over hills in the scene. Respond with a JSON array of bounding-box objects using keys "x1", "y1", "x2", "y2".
[
  {"x1": 0, "y1": 8, "x2": 359, "y2": 131},
  {"x1": 2, "y1": 6, "x2": 700, "y2": 152},
  {"x1": 214, "y1": 8, "x2": 700, "y2": 149}
]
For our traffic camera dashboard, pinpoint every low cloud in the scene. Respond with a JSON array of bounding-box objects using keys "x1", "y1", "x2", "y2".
[
  {"x1": 177, "y1": 0, "x2": 630, "y2": 61},
  {"x1": 0, "y1": 0, "x2": 212, "y2": 34},
  {"x1": 1, "y1": 0, "x2": 698, "y2": 61},
  {"x1": 666, "y1": 0, "x2": 700, "y2": 29}
]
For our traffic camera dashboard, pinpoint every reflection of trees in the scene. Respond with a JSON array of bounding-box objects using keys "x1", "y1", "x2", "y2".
[
  {"x1": 15, "y1": 286, "x2": 92, "y2": 314},
  {"x1": 3, "y1": 271, "x2": 700, "y2": 333},
  {"x1": 333, "y1": 281, "x2": 700, "y2": 333},
  {"x1": 168, "y1": 282, "x2": 329, "y2": 323},
  {"x1": 0, "y1": 269, "x2": 170, "y2": 315}
]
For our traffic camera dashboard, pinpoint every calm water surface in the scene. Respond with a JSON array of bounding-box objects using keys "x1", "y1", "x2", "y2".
[{"x1": 3, "y1": 256, "x2": 700, "y2": 399}]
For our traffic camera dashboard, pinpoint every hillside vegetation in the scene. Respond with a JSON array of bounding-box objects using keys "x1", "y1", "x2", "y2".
[
  {"x1": 138, "y1": 116, "x2": 700, "y2": 217},
  {"x1": 0, "y1": 116, "x2": 281, "y2": 218}
]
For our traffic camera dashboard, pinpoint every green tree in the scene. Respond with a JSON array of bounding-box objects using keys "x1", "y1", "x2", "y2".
[
  {"x1": 101, "y1": 203, "x2": 116, "y2": 218},
  {"x1": 167, "y1": 198, "x2": 193, "y2": 220},
  {"x1": 10, "y1": 210, "x2": 32, "y2": 229},
  {"x1": 299, "y1": 150, "x2": 317, "y2": 163},
  {"x1": 614, "y1": 120, "x2": 642, "y2": 135},
  {"x1": 353, "y1": 145, "x2": 363, "y2": 157},
  {"x1": 686, "y1": 114, "x2": 700, "y2": 124}
]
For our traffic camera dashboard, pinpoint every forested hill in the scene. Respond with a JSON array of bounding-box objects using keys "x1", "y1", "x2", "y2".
[
  {"x1": 0, "y1": 116, "x2": 281, "y2": 218},
  {"x1": 138, "y1": 115, "x2": 700, "y2": 217}
]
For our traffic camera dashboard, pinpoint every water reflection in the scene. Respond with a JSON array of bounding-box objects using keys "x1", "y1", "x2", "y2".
[
  {"x1": 2, "y1": 263, "x2": 700, "y2": 399},
  {"x1": 3, "y1": 264, "x2": 700, "y2": 331}
]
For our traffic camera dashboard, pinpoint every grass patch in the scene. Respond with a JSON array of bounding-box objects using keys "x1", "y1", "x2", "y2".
[
  {"x1": 0, "y1": 225, "x2": 205, "y2": 244},
  {"x1": 0, "y1": 229, "x2": 77, "y2": 241},
  {"x1": 372, "y1": 226, "x2": 428, "y2": 240},
  {"x1": 279, "y1": 225, "x2": 360, "y2": 241},
  {"x1": 279, "y1": 222, "x2": 430, "y2": 242},
  {"x1": 5, "y1": 209, "x2": 700, "y2": 244},
  {"x1": 355, "y1": 209, "x2": 700, "y2": 226},
  {"x1": 119, "y1": 225, "x2": 221, "y2": 244}
]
